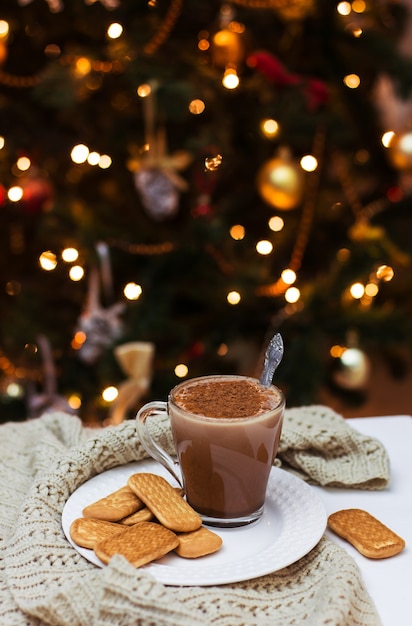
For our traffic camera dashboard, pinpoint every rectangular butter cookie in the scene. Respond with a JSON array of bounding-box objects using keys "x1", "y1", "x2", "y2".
[{"x1": 328, "y1": 508, "x2": 405, "y2": 559}]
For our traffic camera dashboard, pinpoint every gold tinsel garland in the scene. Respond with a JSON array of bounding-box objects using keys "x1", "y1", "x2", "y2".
[
  {"x1": 0, "y1": 69, "x2": 42, "y2": 88},
  {"x1": 107, "y1": 239, "x2": 176, "y2": 255},
  {"x1": 143, "y1": 0, "x2": 184, "y2": 55}
]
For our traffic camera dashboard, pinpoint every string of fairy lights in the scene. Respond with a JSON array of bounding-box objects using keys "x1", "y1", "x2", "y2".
[{"x1": 0, "y1": 0, "x2": 405, "y2": 413}]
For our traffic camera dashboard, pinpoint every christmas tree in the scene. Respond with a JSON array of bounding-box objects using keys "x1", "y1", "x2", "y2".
[{"x1": 1, "y1": 0, "x2": 412, "y2": 423}]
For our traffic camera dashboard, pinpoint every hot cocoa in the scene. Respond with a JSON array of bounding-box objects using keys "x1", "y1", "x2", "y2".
[
  {"x1": 169, "y1": 375, "x2": 284, "y2": 525},
  {"x1": 173, "y1": 378, "x2": 278, "y2": 418}
]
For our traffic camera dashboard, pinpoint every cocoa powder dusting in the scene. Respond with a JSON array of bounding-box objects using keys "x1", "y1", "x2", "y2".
[{"x1": 174, "y1": 379, "x2": 273, "y2": 418}]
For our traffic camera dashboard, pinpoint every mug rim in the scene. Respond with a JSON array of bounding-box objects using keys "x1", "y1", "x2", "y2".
[{"x1": 168, "y1": 374, "x2": 285, "y2": 422}]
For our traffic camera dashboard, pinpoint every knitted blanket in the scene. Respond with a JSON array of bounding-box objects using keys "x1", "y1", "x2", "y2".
[{"x1": 0, "y1": 405, "x2": 389, "y2": 626}]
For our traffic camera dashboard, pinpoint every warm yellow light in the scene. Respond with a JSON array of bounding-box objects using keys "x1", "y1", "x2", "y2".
[
  {"x1": 198, "y1": 38, "x2": 209, "y2": 51},
  {"x1": 256, "y1": 240, "x2": 273, "y2": 255},
  {"x1": 300, "y1": 154, "x2": 318, "y2": 172},
  {"x1": 337, "y1": 247, "x2": 350, "y2": 262},
  {"x1": 365, "y1": 282, "x2": 379, "y2": 297},
  {"x1": 340, "y1": 347, "x2": 364, "y2": 368},
  {"x1": 382, "y1": 131, "x2": 395, "y2": 148},
  {"x1": 230, "y1": 224, "x2": 245, "y2": 240},
  {"x1": 217, "y1": 343, "x2": 228, "y2": 356},
  {"x1": 222, "y1": 68, "x2": 239, "y2": 90},
  {"x1": 87, "y1": 151, "x2": 100, "y2": 165},
  {"x1": 75, "y1": 57, "x2": 92, "y2": 76},
  {"x1": 343, "y1": 74, "x2": 361, "y2": 89},
  {"x1": 285, "y1": 287, "x2": 300, "y2": 303},
  {"x1": 284, "y1": 286, "x2": 300, "y2": 303},
  {"x1": 352, "y1": 0, "x2": 366, "y2": 13},
  {"x1": 39, "y1": 251, "x2": 57, "y2": 271},
  {"x1": 352, "y1": 28, "x2": 363, "y2": 37},
  {"x1": 268, "y1": 216, "x2": 284, "y2": 232},
  {"x1": 0, "y1": 20, "x2": 9, "y2": 38},
  {"x1": 62, "y1": 247, "x2": 79, "y2": 262},
  {"x1": 261, "y1": 118, "x2": 279, "y2": 138},
  {"x1": 69, "y1": 265, "x2": 84, "y2": 281},
  {"x1": 16, "y1": 156, "x2": 31, "y2": 171},
  {"x1": 281, "y1": 269, "x2": 296, "y2": 285},
  {"x1": 227, "y1": 290, "x2": 241, "y2": 305},
  {"x1": 98, "y1": 154, "x2": 112, "y2": 169},
  {"x1": 396, "y1": 132, "x2": 412, "y2": 155},
  {"x1": 349, "y1": 282, "x2": 365, "y2": 299},
  {"x1": 68, "y1": 394, "x2": 82, "y2": 410},
  {"x1": 228, "y1": 21, "x2": 245, "y2": 34},
  {"x1": 376, "y1": 264, "x2": 394, "y2": 281},
  {"x1": 330, "y1": 344, "x2": 345, "y2": 358},
  {"x1": 72, "y1": 331, "x2": 86, "y2": 349},
  {"x1": 8, "y1": 186, "x2": 24, "y2": 202},
  {"x1": 71, "y1": 144, "x2": 89, "y2": 164},
  {"x1": 44, "y1": 43, "x2": 61, "y2": 57},
  {"x1": 0, "y1": 136, "x2": 4, "y2": 149},
  {"x1": 175, "y1": 363, "x2": 189, "y2": 378},
  {"x1": 124, "y1": 282, "x2": 142, "y2": 300},
  {"x1": 189, "y1": 99, "x2": 205, "y2": 114},
  {"x1": 6, "y1": 382, "x2": 24, "y2": 398},
  {"x1": 107, "y1": 22, "x2": 123, "y2": 39},
  {"x1": 337, "y1": 1, "x2": 351, "y2": 16},
  {"x1": 137, "y1": 83, "x2": 152, "y2": 98},
  {"x1": 102, "y1": 386, "x2": 119, "y2": 402}
]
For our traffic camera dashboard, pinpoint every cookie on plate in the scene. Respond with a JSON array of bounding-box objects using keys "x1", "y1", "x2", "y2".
[
  {"x1": 127, "y1": 473, "x2": 202, "y2": 532},
  {"x1": 82, "y1": 485, "x2": 143, "y2": 522},
  {"x1": 94, "y1": 521, "x2": 179, "y2": 568},
  {"x1": 70, "y1": 517, "x2": 124, "y2": 549},
  {"x1": 175, "y1": 526, "x2": 222, "y2": 558}
]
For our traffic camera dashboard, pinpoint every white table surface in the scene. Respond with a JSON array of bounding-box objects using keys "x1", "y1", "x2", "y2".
[{"x1": 312, "y1": 415, "x2": 412, "y2": 626}]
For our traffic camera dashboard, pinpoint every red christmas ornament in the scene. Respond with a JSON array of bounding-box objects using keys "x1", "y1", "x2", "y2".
[
  {"x1": 0, "y1": 183, "x2": 7, "y2": 207},
  {"x1": 247, "y1": 50, "x2": 300, "y2": 86},
  {"x1": 21, "y1": 177, "x2": 54, "y2": 215},
  {"x1": 247, "y1": 50, "x2": 329, "y2": 110}
]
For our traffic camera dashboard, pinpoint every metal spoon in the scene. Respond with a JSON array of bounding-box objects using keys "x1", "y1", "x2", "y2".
[{"x1": 259, "y1": 332, "x2": 284, "y2": 387}]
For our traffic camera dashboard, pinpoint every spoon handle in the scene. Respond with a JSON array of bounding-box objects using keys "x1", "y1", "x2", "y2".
[{"x1": 259, "y1": 332, "x2": 284, "y2": 387}]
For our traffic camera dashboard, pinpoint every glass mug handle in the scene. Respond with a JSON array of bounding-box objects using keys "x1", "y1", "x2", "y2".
[{"x1": 136, "y1": 401, "x2": 183, "y2": 488}]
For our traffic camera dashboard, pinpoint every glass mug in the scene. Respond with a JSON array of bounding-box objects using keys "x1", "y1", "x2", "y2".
[{"x1": 136, "y1": 374, "x2": 285, "y2": 528}]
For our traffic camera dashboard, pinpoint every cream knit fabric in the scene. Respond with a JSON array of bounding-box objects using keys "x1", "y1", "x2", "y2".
[
  {"x1": 277, "y1": 405, "x2": 390, "y2": 489},
  {"x1": 0, "y1": 406, "x2": 389, "y2": 626}
]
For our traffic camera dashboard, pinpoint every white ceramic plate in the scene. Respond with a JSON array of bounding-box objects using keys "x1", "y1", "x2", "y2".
[{"x1": 62, "y1": 460, "x2": 327, "y2": 586}]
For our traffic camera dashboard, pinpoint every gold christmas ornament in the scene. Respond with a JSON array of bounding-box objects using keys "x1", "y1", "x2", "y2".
[
  {"x1": 387, "y1": 131, "x2": 412, "y2": 170},
  {"x1": 211, "y1": 28, "x2": 246, "y2": 69},
  {"x1": 257, "y1": 152, "x2": 304, "y2": 210}
]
